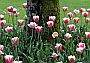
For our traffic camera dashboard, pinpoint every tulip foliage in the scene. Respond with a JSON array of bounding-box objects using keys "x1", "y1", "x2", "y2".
[{"x1": 0, "y1": 2, "x2": 90, "y2": 63}]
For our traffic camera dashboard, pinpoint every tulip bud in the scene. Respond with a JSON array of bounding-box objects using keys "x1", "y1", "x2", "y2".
[
  {"x1": 47, "y1": 21, "x2": 54, "y2": 28},
  {"x1": 82, "y1": 12, "x2": 89, "y2": 17},
  {"x1": 4, "y1": 55, "x2": 13, "y2": 63},
  {"x1": 52, "y1": 32, "x2": 58, "y2": 38},
  {"x1": 35, "y1": 26, "x2": 43, "y2": 33},
  {"x1": 5, "y1": 26, "x2": 13, "y2": 32},
  {"x1": 63, "y1": 17, "x2": 70, "y2": 24}
]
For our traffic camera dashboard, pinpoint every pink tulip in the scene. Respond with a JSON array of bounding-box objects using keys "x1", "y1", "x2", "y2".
[
  {"x1": 33, "y1": 16, "x2": 39, "y2": 22},
  {"x1": 0, "y1": 45, "x2": 4, "y2": 51},
  {"x1": 49, "y1": 16, "x2": 56, "y2": 21},
  {"x1": 11, "y1": 37, "x2": 19, "y2": 46},
  {"x1": 79, "y1": 8, "x2": 86, "y2": 13},
  {"x1": 28, "y1": 22, "x2": 37, "y2": 28},
  {"x1": 12, "y1": 8, "x2": 17, "y2": 14},
  {"x1": 73, "y1": 17, "x2": 80, "y2": 23},
  {"x1": 85, "y1": 32, "x2": 90, "y2": 38},
  {"x1": 51, "y1": 53, "x2": 58, "y2": 60},
  {"x1": 35, "y1": 26, "x2": 43, "y2": 33},
  {"x1": 78, "y1": 42, "x2": 86, "y2": 49},
  {"x1": 82, "y1": 12, "x2": 89, "y2": 17},
  {"x1": 76, "y1": 47, "x2": 84, "y2": 54},
  {"x1": 63, "y1": 17, "x2": 70, "y2": 24},
  {"x1": 47, "y1": 21, "x2": 54, "y2": 28},
  {"x1": 55, "y1": 43, "x2": 64, "y2": 52},
  {"x1": 7, "y1": 6, "x2": 13, "y2": 12},
  {"x1": 5, "y1": 26, "x2": 13, "y2": 32},
  {"x1": 4, "y1": 55, "x2": 13, "y2": 63},
  {"x1": 67, "y1": 24, "x2": 76, "y2": 31},
  {"x1": 0, "y1": 20, "x2": 6, "y2": 28}
]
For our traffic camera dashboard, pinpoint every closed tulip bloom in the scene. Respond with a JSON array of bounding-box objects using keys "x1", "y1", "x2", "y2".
[
  {"x1": 47, "y1": 21, "x2": 54, "y2": 28},
  {"x1": 0, "y1": 20, "x2": 6, "y2": 28},
  {"x1": 55, "y1": 43, "x2": 64, "y2": 52},
  {"x1": 51, "y1": 53, "x2": 58, "y2": 60},
  {"x1": 78, "y1": 42, "x2": 86, "y2": 49},
  {"x1": 67, "y1": 12, "x2": 74, "y2": 19},
  {"x1": 67, "y1": 24, "x2": 76, "y2": 31},
  {"x1": 85, "y1": 32, "x2": 90, "y2": 38},
  {"x1": 73, "y1": 17, "x2": 80, "y2": 23},
  {"x1": 68, "y1": 55, "x2": 76, "y2": 63},
  {"x1": 0, "y1": 14, "x2": 4, "y2": 20},
  {"x1": 7, "y1": 6, "x2": 13, "y2": 12},
  {"x1": 28, "y1": 22, "x2": 37, "y2": 28},
  {"x1": 4, "y1": 55, "x2": 13, "y2": 63},
  {"x1": 49, "y1": 16, "x2": 56, "y2": 21},
  {"x1": 22, "y1": 3, "x2": 27, "y2": 8},
  {"x1": 11, "y1": 37, "x2": 19, "y2": 46},
  {"x1": 79, "y1": 8, "x2": 86, "y2": 13},
  {"x1": 5, "y1": 26, "x2": 13, "y2": 32},
  {"x1": 85, "y1": 18, "x2": 90, "y2": 23},
  {"x1": 64, "y1": 33, "x2": 72, "y2": 39},
  {"x1": 73, "y1": 9, "x2": 80, "y2": 15},
  {"x1": 35, "y1": 26, "x2": 43, "y2": 33},
  {"x1": 0, "y1": 45, "x2": 4, "y2": 51},
  {"x1": 76, "y1": 47, "x2": 84, "y2": 54},
  {"x1": 12, "y1": 8, "x2": 17, "y2": 14},
  {"x1": 33, "y1": 16, "x2": 39, "y2": 22},
  {"x1": 63, "y1": 17, "x2": 70, "y2": 24},
  {"x1": 17, "y1": 19, "x2": 25, "y2": 27},
  {"x1": 62, "y1": 7, "x2": 68, "y2": 12},
  {"x1": 82, "y1": 12, "x2": 89, "y2": 17},
  {"x1": 13, "y1": 61, "x2": 22, "y2": 63},
  {"x1": 52, "y1": 32, "x2": 58, "y2": 38}
]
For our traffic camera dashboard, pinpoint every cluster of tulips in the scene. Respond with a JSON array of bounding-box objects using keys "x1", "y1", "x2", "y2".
[{"x1": 0, "y1": 1, "x2": 90, "y2": 63}]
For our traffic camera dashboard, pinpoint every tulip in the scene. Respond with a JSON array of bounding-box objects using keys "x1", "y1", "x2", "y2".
[
  {"x1": 33, "y1": 16, "x2": 39, "y2": 22},
  {"x1": 63, "y1": 17, "x2": 70, "y2": 24},
  {"x1": 22, "y1": 3, "x2": 27, "y2": 8},
  {"x1": 55, "y1": 43, "x2": 64, "y2": 52},
  {"x1": 67, "y1": 24, "x2": 76, "y2": 31},
  {"x1": 0, "y1": 45, "x2": 4, "y2": 51},
  {"x1": 68, "y1": 55, "x2": 76, "y2": 63},
  {"x1": 85, "y1": 32, "x2": 90, "y2": 38},
  {"x1": 87, "y1": 8, "x2": 90, "y2": 13},
  {"x1": 78, "y1": 42, "x2": 86, "y2": 49},
  {"x1": 12, "y1": 8, "x2": 17, "y2": 14},
  {"x1": 4, "y1": 55, "x2": 13, "y2": 63},
  {"x1": 62, "y1": 7, "x2": 68, "y2": 12},
  {"x1": 0, "y1": 20, "x2": 6, "y2": 28},
  {"x1": 52, "y1": 32, "x2": 58, "y2": 38},
  {"x1": 76, "y1": 47, "x2": 84, "y2": 54},
  {"x1": 7, "y1": 6, "x2": 13, "y2": 12},
  {"x1": 56, "y1": 61, "x2": 63, "y2": 63},
  {"x1": 82, "y1": 12, "x2": 88, "y2": 17},
  {"x1": 0, "y1": 14, "x2": 4, "y2": 20},
  {"x1": 17, "y1": 19, "x2": 25, "y2": 27},
  {"x1": 47, "y1": 21, "x2": 54, "y2": 28},
  {"x1": 85, "y1": 18, "x2": 90, "y2": 23},
  {"x1": 73, "y1": 9, "x2": 80, "y2": 15},
  {"x1": 11, "y1": 37, "x2": 19, "y2": 46},
  {"x1": 28, "y1": 22, "x2": 37, "y2": 28},
  {"x1": 73, "y1": 17, "x2": 80, "y2": 23},
  {"x1": 35, "y1": 26, "x2": 43, "y2": 33},
  {"x1": 5, "y1": 26, "x2": 13, "y2": 32},
  {"x1": 67, "y1": 12, "x2": 74, "y2": 19},
  {"x1": 51, "y1": 53, "x2": 58, "y2": 60},
  {"x1": 49, "y1": 16, "x2": 56, "y2": 21},
  {"x1": 79, "y1": 8, "x2": 86, "y2": 13},
  {"x1": 64, "y1": 33, "x2": 72, "y2": 39}
]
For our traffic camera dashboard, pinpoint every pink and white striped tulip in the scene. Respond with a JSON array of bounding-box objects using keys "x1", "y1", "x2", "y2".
[
  {"x1": 85, "y1": 32, "x2": 90, "y2": 38},
  {"x1": 67, "y1": 24, "x2": 76, "y2": 31},
  {"x1": 79, "y1": 8, "x2": 86, "y2": 13},
  {"x1": 63, "y1": 17, "x2": 70, "y2": 24},
  {"x1": 5, "y1": 26, "x2": 13, "y2": 32},
  {"x1": 47, "y1": 21, "x2": 54, "y2": 28},
  {"x1": 64, "y1": 33, "x2": 72, "y2": 39},
  {"x1": 49, "y1": 16, "x2": 56, "y2": 21},
  {"x1": 7, "y1": 6, "x2": 13, "y2": 12},
  {"x1": 11, "y1": 37, "x2": 19, "y2": 46},
  {"x1": 73, "y1": 17, "x2": 80, "y2": 23},
  {"x1": 68, "y1": 55, "x2": 76, "y2": 63},
  {"x1": 0, "y1": 45, "x2": 4, "y2": 51},
  {"x1": 78, "y1": 42, "x2": 86, "y2": 49},
  {"x1": 33, "y1": 16, "x2": 39, "y2": 22},
  {"x1": 73, "y1": 9, "x2": 80, "y2": 14},
  {"x1": 28, "y1": 22, "x2": 37, "y2": 28},
  {"x1": 35, "y1": 26, "x2": 43, "y2": 33},
  {"x1": 67, "y1": 12, "x2": 74, "y2": 19},
  {"x1": 82, "y1": 12, "x2": 89, "y2": 17},
  {"x1": 51, "y1": 53, "x2": 58, "y2": 60},
  {"x1": 4, "y1": 55, "x2": 13, "y2": 63},
  {"x1": 0, "y1": 20, "x2": 6, "y2": 28}
]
